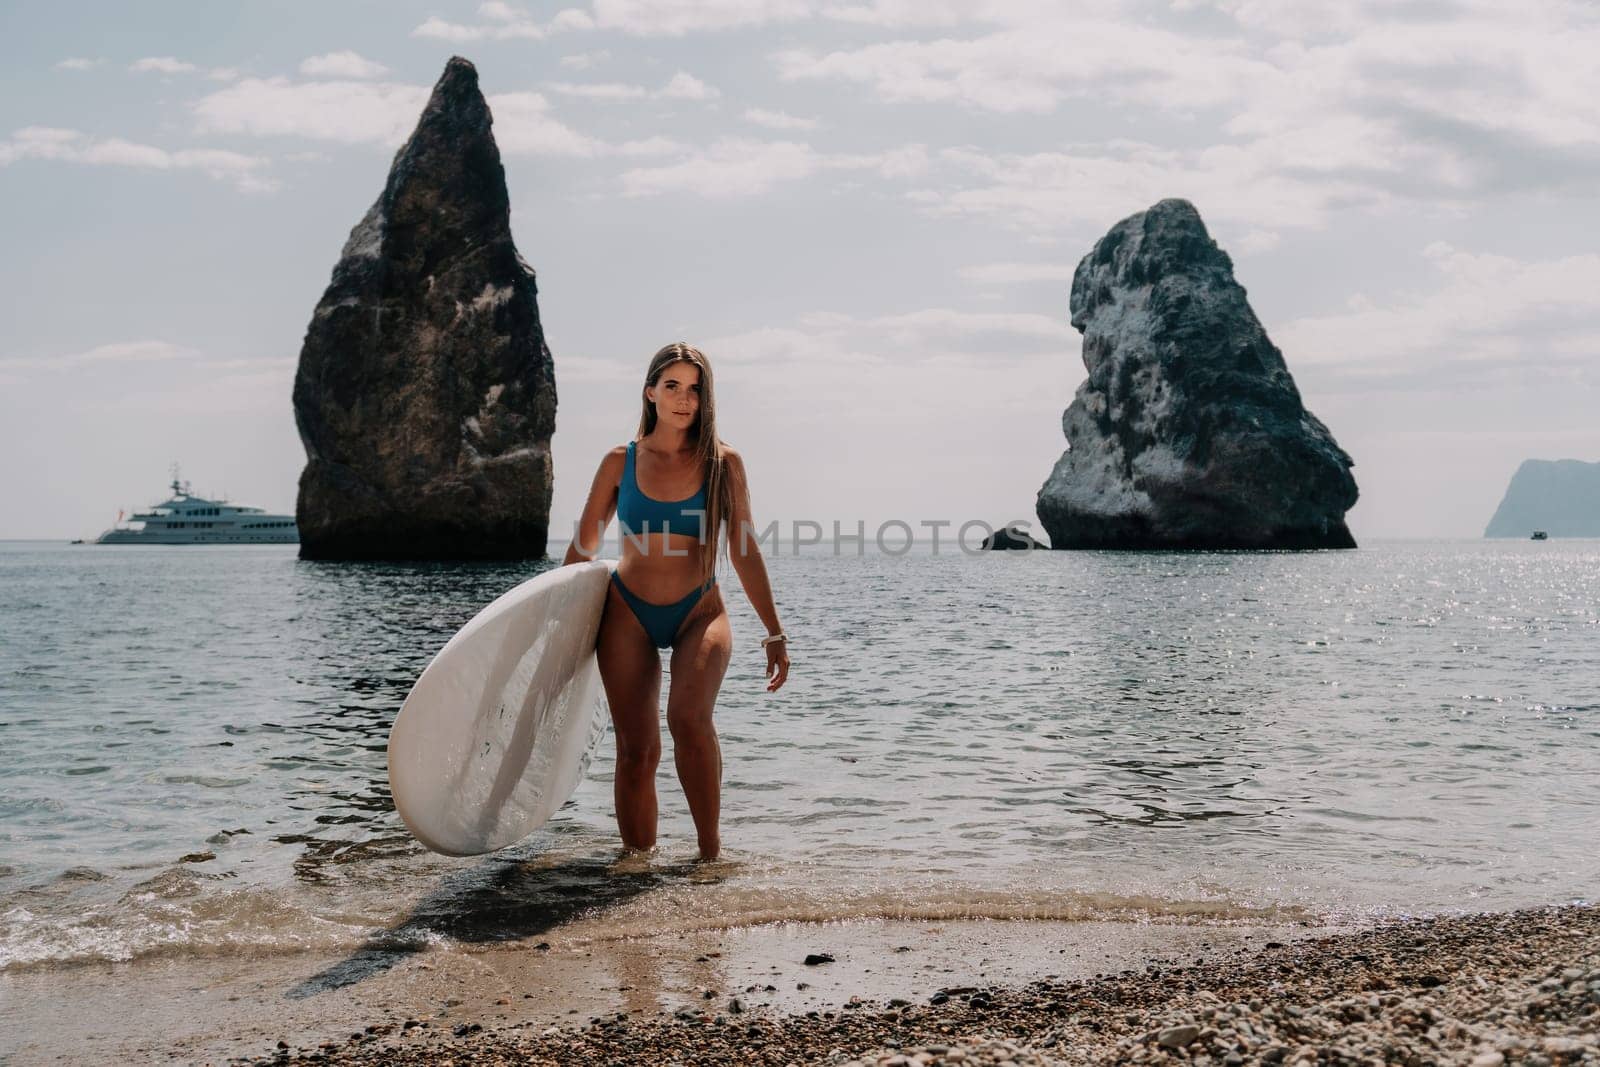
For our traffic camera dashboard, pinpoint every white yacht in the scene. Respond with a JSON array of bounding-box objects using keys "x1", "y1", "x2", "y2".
[{"x1": 96, "y1": 470, "x2": 298, "y2": 545}]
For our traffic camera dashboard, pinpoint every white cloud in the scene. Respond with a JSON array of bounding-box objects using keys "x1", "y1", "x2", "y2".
[
  {"x1": 0, "y1": 127, "x2": 274, "y2": 192},
  {"x1": 1275, "y1": 242, "x2": 1600, "y2": 387},
  {"x1": 546, "y1": 80, "x2": 649, "y2": 100},
  {"x1": 907, "y1": 140, "x2": 1385, "y2": 244},
  {"x1": 0, "y1": 126, "x2": 80, "y2": 158},
  {"x1": 961, "y1": 262, "x2": 1076, "y2": 285},
  {"x1": 193, "y1": 356, "x2": 297, "y2": 370},
  {"x1": 130, "y1": 56, "x2": 239, "y2": 81},
  {"x1": 557, "y1": 354, "x2": 642, "y2": 384},
  {"x1": 0, "y1": 340, "x2": 199, "y2": 371},
  {"x1": 412, "y1": 12, "x2": 544, "y2": 40},
  {"x1": 479, "y1": 0, "x2": 524, "y2": 21},
  {"x1": 619, "y1": 138, "x2": 926, "y2": 197},
  {"x1": 614, "y1": 136, "x2": 687, "y2": 156},
  {"x1": 116, "y1": 366, "x2": 297, "y2": 416},
  {"x1": 578, "y1": 0, "x2": 813, "y2": 35},
  {"x1": 559, "y1": 50, "x2": 611, "y2": 70},
  {"x1": 622, "y1": 138, "x2": 818, "y2": 197},
  {"x1": 54, "y1": 57, "x2": 101, "y2": 71},
  {"x1": 131, "y1": 56, "x2": 198, "y2": 75},
  {"x1": 546, "y1": 71, "x2": 721, "y2": 102},
  {"x1": 548, "y1": 8, "x2": 597, "y2": 31},
  {"x1": 0, "y1": 345, "x2": 299, "y2": 407},
  {"x1": 819, "y1": 0, "x2": 986, "y2": 27},
  {"x1": 193, "y1": 78, "x2": 430, "y2": 146},
  {"x1": 422, "y1": 0, "x2": 986, "y2": 39},
  {"x1": 657, "y1": 71, "x2": 720, "y2": 100},
  {"x1": 703, "y1": 306, "x2": 1072, "y2": 426},
  {"x1": 412, "y1": 0, "x2": 995, "y2": 39},
  {"x1": 776, "y1": 2, "x2": 1600, "y2": 235},
  {"x1": 73, "y1": 341, "x2": 196, "y2": 363},
  {"x1": 774, "y1": 17, "x2": 1269, "y2": 114},
  {"x1": 191, "y1": 75, "x2": 689, "y2": 160},
  {"x1": 744, "y1": 108, "x2": 820, "y2": 131},
  {"x1": 854, "y1": 143, "x2": 928, "y2": 179},
  {"x1": 799, "y1": 307, "x2": 1071, "y2": 342},
  {"x1": 486, "y1": 91, "x2": 607, "y2": 156},
  {"x1": 299, "y1": 51, "x2": 390, "y2": 80}
]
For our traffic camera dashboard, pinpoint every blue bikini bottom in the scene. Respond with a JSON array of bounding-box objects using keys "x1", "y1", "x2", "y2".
[{"x1": 610, "y1": 571, "x2": 717, "y2": 648}]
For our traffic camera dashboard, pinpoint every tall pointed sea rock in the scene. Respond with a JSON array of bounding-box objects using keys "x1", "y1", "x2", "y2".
[
  {"x1": 293, "y1": 56, "x2": 555, "y2": 560},
  {"x1": 1036, "y1": 199, "x2": 1358, "y2": 550}
]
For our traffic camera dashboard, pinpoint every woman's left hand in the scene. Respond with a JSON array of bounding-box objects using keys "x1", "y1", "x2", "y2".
[{"x1": 765, "y1": 640, "x2": 789, "y2": 692}]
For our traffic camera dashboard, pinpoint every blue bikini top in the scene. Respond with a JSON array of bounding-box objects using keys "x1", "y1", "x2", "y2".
[{"x1": 617, "y1": 441, "x2": 708, "y2": 541}]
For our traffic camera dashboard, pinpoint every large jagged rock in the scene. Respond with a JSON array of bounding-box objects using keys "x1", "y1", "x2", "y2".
[
  {"x1": 1483, "y1": 459, "x2": 1600, "y2": 537},
  {"x1": 1036, "y1": 199, "x2": 1357, "y2": 550},
  {"x1": 293, "y1": 56, "x2": 555, "y2": 560}
]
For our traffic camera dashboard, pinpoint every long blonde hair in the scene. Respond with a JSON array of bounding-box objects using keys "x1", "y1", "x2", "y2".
[{"x1": 637, "y1": 342, "x2": 730, "y2": 585}]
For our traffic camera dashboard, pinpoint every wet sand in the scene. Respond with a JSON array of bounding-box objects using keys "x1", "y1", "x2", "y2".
[{"x1": 1, "y1": 916, "x2": 1326, "y2": 1064}]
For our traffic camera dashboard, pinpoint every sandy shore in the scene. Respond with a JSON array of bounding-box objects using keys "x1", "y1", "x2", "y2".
[{"x1": 5, "y1": 904, "x2": 1596, "y2": 1065}]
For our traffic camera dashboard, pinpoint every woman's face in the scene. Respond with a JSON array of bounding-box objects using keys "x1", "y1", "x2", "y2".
[{"x1": 648, "y1": 360, "x2": 702, "y2": 428}]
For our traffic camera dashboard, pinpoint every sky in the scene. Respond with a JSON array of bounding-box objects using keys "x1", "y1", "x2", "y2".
[{"x1": 2, "y1": 0, "x2": 1596, "y2": 543}]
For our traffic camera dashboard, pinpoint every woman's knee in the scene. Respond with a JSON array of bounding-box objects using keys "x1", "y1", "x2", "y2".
[
  {"x1": 666, "y1": 709, "x2": 716, "y2": 750},
  {"x1": 615, "y1": 733, "x2": 661, "y2": 776}
]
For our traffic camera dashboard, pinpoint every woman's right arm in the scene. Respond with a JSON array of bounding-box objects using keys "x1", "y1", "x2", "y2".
[{"x1": 562, "y1": 446, "x2": 626, "y2": 565}]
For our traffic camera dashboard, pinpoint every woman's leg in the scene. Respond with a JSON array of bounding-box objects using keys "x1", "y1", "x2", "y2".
[
  {"x1": 666, "y1": 590, "x2": 733, "y2": 860},
  {"x1": 597, "y1": 580, "x2": 663, "y2": 851}
]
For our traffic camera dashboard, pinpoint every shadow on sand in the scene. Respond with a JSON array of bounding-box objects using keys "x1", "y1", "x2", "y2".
[{"x1": 287, "y1": 852, "x2": 715, "y2": 999}]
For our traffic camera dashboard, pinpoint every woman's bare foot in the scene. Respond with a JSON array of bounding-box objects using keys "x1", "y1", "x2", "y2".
[{"x1": 609, "y1": 845, "x2": 656, "y2": 875}]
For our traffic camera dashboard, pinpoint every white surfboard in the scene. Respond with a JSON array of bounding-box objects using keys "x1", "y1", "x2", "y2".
[{"x1": 387, "y1": 559, "x2": 615, "y2": 856}]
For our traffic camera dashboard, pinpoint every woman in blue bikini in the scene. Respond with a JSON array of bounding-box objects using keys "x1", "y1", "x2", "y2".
[{"x1": 563, "y1": 342, "x2": 788, "y2": 861}]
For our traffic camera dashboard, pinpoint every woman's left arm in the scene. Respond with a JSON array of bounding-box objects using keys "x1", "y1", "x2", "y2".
[{"x1": 724, "y1": 448, "x2": 789, "y2": 692}]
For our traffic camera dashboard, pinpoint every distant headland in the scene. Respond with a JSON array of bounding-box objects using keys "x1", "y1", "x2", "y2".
[{"x1": 1483, "y1": 459, "x2": 1600, "y2": 538}]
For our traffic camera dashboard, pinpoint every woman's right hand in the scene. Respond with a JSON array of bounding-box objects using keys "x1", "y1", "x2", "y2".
[{"x1": 765, "y1": 639, "x2": 789, "y2": 692}]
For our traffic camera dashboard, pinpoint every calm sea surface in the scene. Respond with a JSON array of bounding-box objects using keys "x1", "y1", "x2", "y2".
[{"x1": 1, "y1": 539, "x2": 1597, "y2": 972}]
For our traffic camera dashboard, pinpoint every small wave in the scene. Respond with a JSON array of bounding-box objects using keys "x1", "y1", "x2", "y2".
[
  {"x1": 160, "y1": 774, "x2": 253, "y2": 788},
  {"x1": 546, "y1": 889, "x2": 1321, "y2": 946},
  {"x1": 0, "y1": 881, "x2": 396, "y2": 973},
  {"x1": 0, "y1": 865, "x2": 1323, "y2": 975}
]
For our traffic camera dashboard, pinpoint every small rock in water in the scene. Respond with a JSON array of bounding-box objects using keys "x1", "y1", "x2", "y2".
[{"x1": 805, "y1": 953, "x2": 836, "y2": 966}]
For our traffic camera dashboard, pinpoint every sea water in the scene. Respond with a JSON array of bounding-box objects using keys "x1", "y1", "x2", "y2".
[{"x1": 1, "y1": 539, "x2": 1596, "y2": 972}]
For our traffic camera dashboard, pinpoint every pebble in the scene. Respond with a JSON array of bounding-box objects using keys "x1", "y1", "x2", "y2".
[
  {"x1": 1155, "y1": 1024, "x2": 1200, "y2": 1049},
  {"x1": 253, "y1": 904, "x2": 1600, "y2": 1067}
]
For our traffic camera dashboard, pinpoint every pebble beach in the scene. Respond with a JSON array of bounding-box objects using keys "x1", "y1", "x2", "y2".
[{"x1": 249, "y1": 905, "x2": 1599, "y2": 1067}]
